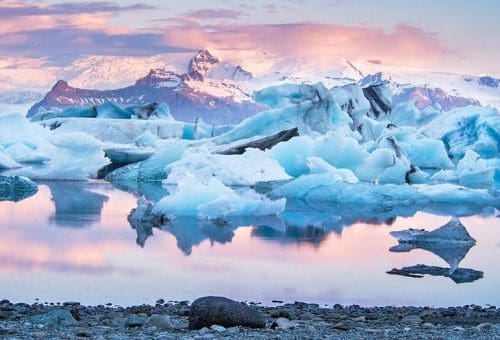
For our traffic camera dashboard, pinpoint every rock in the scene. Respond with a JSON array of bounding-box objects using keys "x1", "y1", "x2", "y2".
[
  {"x1": 210, "y1": 325, "x2": 226, "y2": 332},
  {"x1": 125, "y1": 314, "x2": 147, "y2": 327},
  {"x1": 0, "y1": 299, "x2": 10, "y2": 305},
  {"x1": 216, "y1": 128, "x2": 299, "y2": 155},
  {"x1": 63, "y1": 301, "x2": 80, "y2": 306},
  {"x1": 333, "y1": 320, "x2": 361, "y2": 331},
  {"x1": 452, "y1": 326, "x2": 465, "y2": 332},
  {"x1": 268, "y1": 309, "x2": 291, "y2": 319},
  {"x1": 143, "y1": 314, "x2": 173, "y2": 330},
  {"x1": 31, "y1": 309, "x2": 77, "y2": 327},
  {"x1": 352, "y1": 316, "x2": 366, "y2": 322},
  {"x1": 272, "y1": 317, "x2": 297, "y2": 330},
  {"x1": 299, "y1": 312, "x2": 315, "y2": 320},
  {"x1": 198, "y1": 327, "x2": 211, "y2": 335},
  {"x1": 422, "y1": 322, "x2": 434, "y2": 329},
  {"x1": 156, "y1": 299, "x2": 165, "y2": 305},
  {"x1": 401, "y1": 315, "x2": 423, "y2": 324},
  {"x1": 75, "y1": 330, "x2": 92, "y2": 337},
  {"x1": 188, "y1": 296, "x2": 266, "y2": 330},
  {"x1": 477, "y1": 322, "x2": 492, "y2": 330}
]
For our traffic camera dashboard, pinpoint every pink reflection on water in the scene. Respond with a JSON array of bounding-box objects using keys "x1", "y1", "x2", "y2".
[{"x1": 0, "y1": 182, "x2": 498, "y2": 306}]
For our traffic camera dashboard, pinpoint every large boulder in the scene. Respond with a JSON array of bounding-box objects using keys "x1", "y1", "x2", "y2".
[{"x1": 189, "y1": 296, "x2": 266, "y2": 330}]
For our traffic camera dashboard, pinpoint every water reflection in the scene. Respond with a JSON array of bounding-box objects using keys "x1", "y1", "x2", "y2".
[
  {"x1": 387, "y1": 218, "x2": 484, "y2": 283},
  {"x1": 0, "y1": 180, "x2": 499, "y2": 306},
  {"x1": 45, "y1": 181, "x2": 109, "y2": 227}
]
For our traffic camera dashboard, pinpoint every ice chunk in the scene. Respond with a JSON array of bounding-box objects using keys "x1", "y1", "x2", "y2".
[
  {"x1": 0, "y1": 175, "x2": 38, "y2": 202},
  {"x1": 421, "y1": 105, "x2": 499, "y2": 160},
  {"x1": 165, "y1": 148, "x2": 291, "y2": 186},
  {"x1": 216, "y1": 83, "x2": 341, "y2": 144},
  {"x1": 274, "y1": 174, "x2": 497, "y2": 205},
  {"x1": 330, "y1": 83, "x2": 370, "y2": 120},
  {"x1": 0, "y1": 147, "x2": 21, "y2": 169},
  {"x1": 41, "y1": 118, "x2": 184, "y2": 144},
  {"x1": 390, "y1": 218, "x2": 476, "y2": 245},
  {"x1": 153, "y1": 174, "x2": 286, "y2": 218},
  {"x1": 306, "y1": 157, "x2": 359, "y2": 183},
  {"x1": 4, "y1": 142, "x2": 50, "y2": 164},
  {"x1": 106, "y1": 139, "x2": 191, "y2": 182}
]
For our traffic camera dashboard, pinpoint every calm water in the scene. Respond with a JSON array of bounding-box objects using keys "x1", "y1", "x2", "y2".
[{"x1": 0, "y1": 181, "x2": 498, "y2": 307}]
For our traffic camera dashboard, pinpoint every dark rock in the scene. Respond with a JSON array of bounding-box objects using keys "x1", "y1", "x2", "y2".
[
  {"x1": 216, "y1": 127, "x2": 299, "y2": 155},
  {"x1": 189, "y1": 296, "x2": 266, "y2": 330},
  {"x1": 268, "y1": 309, "x2": 291, "y2": 319}
]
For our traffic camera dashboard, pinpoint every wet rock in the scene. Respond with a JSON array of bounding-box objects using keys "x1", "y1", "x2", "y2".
[
  {"x1": 422, "y1": 322, "x2": 434, "y2": 329},
  {"x1": 188, "y1": 296, "x2": 265, "y2": 330},
  {"x1": 143, "y1": 314, "x2": 173, "y2": 330},
  {"x1": 31, "y1": 308, "x2": 77, "y2": 327}
]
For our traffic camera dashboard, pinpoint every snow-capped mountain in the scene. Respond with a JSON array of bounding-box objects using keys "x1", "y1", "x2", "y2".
[
  {"x1": 23, "y1": 49, "x2": 500, "y2": 124},
  {"x1": 28, "y1": 50, "x2": 264, "y2": 124},
  {"x1": 344, "y1": 60, "x2": 500, "y2": 109}
]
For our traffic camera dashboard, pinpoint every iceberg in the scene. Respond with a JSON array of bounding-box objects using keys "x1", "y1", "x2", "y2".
[
  {"x1": 165, "y1": 148, "x2": 291, "y2": 186},
  {"x1": 153, "y1": 174, "x2": 286, "y2": 218}
]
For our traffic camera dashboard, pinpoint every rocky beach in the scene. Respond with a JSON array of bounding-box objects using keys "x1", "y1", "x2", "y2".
[{"x1": 1, "y1": 297, "x2": 499, "y2": 339}]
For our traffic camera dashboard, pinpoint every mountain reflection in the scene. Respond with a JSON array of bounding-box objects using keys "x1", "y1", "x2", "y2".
[{"x1": 46, "y1": 181, "x2": 109, "y2": 228}]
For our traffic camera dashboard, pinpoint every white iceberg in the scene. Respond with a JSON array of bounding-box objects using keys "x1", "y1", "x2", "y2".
[{"x1": 153, "y1": 174, "x2": 286, "y2": 218}]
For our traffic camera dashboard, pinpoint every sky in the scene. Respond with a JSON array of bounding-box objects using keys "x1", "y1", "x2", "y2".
[{"x1": 1, "y1": 0, "x2": 499, "y2": 76}]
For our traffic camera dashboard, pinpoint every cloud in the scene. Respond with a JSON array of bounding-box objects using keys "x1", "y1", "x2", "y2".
[
  {"x1": 161, "y1": 23, "x2": 452, "y2": 68},
  {"x1": 0, "y1": 1, "x2": 153, "y2": 19},
  {"x1": 183, "y1": 9, "x2": 241, "y2": 20}
]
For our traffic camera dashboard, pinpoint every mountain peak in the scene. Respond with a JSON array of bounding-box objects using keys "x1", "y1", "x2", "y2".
[
  {"x1": 135, "y1": 68, "x2": 182, "y2": 87},
  {"x1": 53, "y1": 79, "x2": 70, "y2": 90},
  {"x1": 185, "y1": 49, "x2": 220, "y2": 81}
]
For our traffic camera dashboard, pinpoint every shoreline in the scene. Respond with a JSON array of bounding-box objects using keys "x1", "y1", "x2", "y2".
[{"x1": 1, "y1": 298, "x2": 499, "y2": 339}]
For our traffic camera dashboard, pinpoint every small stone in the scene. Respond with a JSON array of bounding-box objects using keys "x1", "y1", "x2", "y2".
[
  {"x1": 198, "y1": 327, "x2": 211, "y2": 335},
  {"x1": 125, "y1": 314, "x2": 147, "y2": 327},
  {"x1": 300, "y1": 312, "x2": 315, "y2": 320},
  {"x1": 422, "y1": 322, "x2": 434, "y2": 329},
  {"x1": 272, "y1": 300, "x2": 283, "y2": 304},
  {"x1": 476, "y1": 322, "x2": 492, "y2": 330},
  {"x1": 352, "y1": 316, "x2": 366, "y2": 322},
  {"x1": 453, "y1": 326, "x2": 465, "y2": 332},
  {"x1": 143, "y1": 314, "x2": 173, "y2": 330},
  {"x1": 333, "y1": 320, "x2": 359, "y2": 331},
  {"x1": 63, "y1": 301, "x2": 80, "y2": 306},
  {"x1": 156, "y1": 299, "x2": 165, "y2": 305},
  {"x1": 400, "y1": 315, "x2": 423, "y2": 324},
  {"x1": 420, "y1": 310, "x2": 435, "y2": 318},
  {"x1": 210, "y1": 325, "x2": 226, "y2": 332},
  {"x1": 75, "y1": 331, "x2": 92, "y2": 337},
  {"x1": 268, "y1": 309, "x2": 291, "y2": 319}
]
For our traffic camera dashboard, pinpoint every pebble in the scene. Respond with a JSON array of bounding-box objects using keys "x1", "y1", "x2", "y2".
[
  {"x1": 400, "y1": 315, "x2": 423, "y2": 324},
  {"x1": 210, "y1": 324, "x2": 226, "y2": 332},
  {"x1": 143, "y1": 314, "x2": 173, "y2": 330}
]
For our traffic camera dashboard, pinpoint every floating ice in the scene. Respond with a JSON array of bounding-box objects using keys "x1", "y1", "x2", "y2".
[
  {"x1": 153, "y1": 174, "x2": 286, "y2": 218},
  {"x1": 165, "y1": 148, "x2": 291, "y2": 186},
  {"x1": 0, "y1": 175, "x2": 38, "y2": 202}
]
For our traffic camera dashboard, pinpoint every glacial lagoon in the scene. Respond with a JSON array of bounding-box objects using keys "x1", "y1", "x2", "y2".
[{"x1": 0, "y1": 181, "x2": 498, "y2": 307}]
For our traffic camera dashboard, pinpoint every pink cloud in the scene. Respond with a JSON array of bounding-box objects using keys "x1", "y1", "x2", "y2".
[{"x1": 161, "y1": 23, "x2": 452, "y2": 68}]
